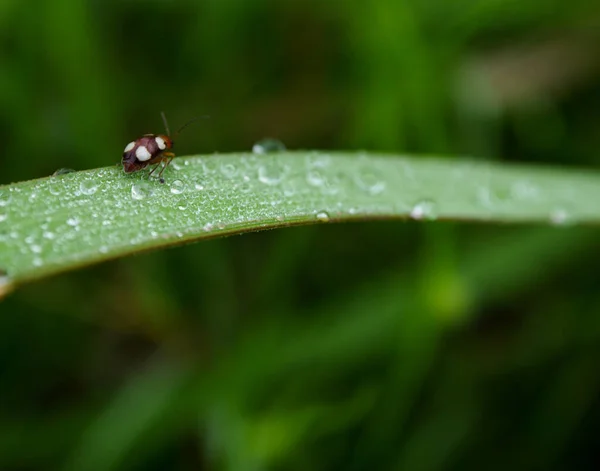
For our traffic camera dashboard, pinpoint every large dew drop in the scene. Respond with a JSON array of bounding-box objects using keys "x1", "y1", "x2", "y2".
[
  {"x1": 252, "y1": 138, "x2": 286, "y2": 154},
  {"x1": 131, "y1": 182, "x2": 153, "y2": 200},
  {"x1": 220, "y1": 163, "x2": 238, "y2": 178},
  {"x1": 410, "y1": 200, "x2": 437, "y2": 220},
  {"x1": 258, "y1": 162, "x2": 288, "y2": 186},
  {"x1": 170, "y1": 180, "x2": 185, "y2": 194},
  {"x1": 80, "y1": 180, "x2": 99, "y2": 196},
  {"x1": 354, "y1": 170, "x2": 386, "y2": 196},
  {"x1": 549, "y1": 208, "x2": 570, "y2": 225},
  {"x1": 316, "y1": 211, "x2": 330, "y2": 222},
  {"x1": 52, "y1": 168, "x2": 76, "y2": 177}
]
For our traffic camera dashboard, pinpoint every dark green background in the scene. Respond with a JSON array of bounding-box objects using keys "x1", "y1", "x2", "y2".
[{"x1": 2, "y1": 1, "x2": 600, "y2": 470}]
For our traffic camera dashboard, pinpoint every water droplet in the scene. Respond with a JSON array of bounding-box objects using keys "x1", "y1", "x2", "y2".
[
  {"x1": 33, "y1": 257, "x2": 43, "y2": 267},
  {"x1": 410, "y1": 200, "x2": 437, "y2": 220},
  {"x1": 307, "y1": 169, "x2": 326, "y2": 187},
  {"x1": 203, "y1": 222, "x2": 214, "y2": 232},
  {"x1": 258, "y1": 162, "x2": 288, "y2": 186},
  {"x1": 48, "y1": 182, "x2": 61, "y2": 196},
  {"x1": 252, "y1": 138, "x2": 286, "y2": 154},
  {"x1": 355, "y1": 171, "x2": 386, "y2": 195},
  {"x1": 321, "y1": 173, "x2": 341, "y2": 195},
  {"x1": 220, "y1": 162, "x2": 238, "y2": 178},
  {"x1": 238, "y1": 182, "x2": 252, "y2": 193},
  {"x1": 0, "y1": 269, "x2": 13, "y2": 298},
  {"x1": 99, "y1": 245, "x2": 109, "y2": 254},
  {"x1": 306, "y1": 152, "x2": 331, "y2": 168},
  {"x1": 0, "y1": 191, "x2": 11, "y2": 207},
  {"x1": 0, "y1": 213, "x2": 7, "y2": 223},
  {"x1": 131, "y1": 182, "x2": 153, "y2": 200},
  {"x1": 316, "y1": 211, "x2": 330, "y2": 222},
  {"x1": 282, "y1": 182, "x2": 297, "y2": 197},
  {"x1": 43, "y1": 231, "x2": 55, "y2": 239},
  {"x1": 66, "y1": 217, "x2": 80, "y2": 227},
  {"x1": 194, "y1": 183, "x2": 205, "y2": 191},
  {"x1": 80, "y1": 180, "x2": 99, "y2": 196},
  {"x1": 170, "y1": 180, "x2": 185, "y2": 194},
  {"x1": 549, "y1": 209, "x2": 570, "y2": 225},
  {"x1": 202, "y1": 160, "x2": 218, "y2": 174},
  {"x1": 52, "y1": 168, "x2": 76, "y2": 176},
  {"x1": 476, "y1": 187, "x2": 494, "y2": 208},
  {"x1": 31, "y1": 244, "x2": 42, "y2": 254},
  {"x1": 511, "y1": 180, "x2": 539, "y2": 200},
  {"x1": 171, "y1": 160, "x2": 184, "y2": 171},
  {"x1": 178, "y1": 204, "x2": 188, "y2": 211}
]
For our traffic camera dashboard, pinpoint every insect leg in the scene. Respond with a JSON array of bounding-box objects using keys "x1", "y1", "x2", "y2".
[{"x1": 158, "y1": 152, "x2": 176, "y2": 183}]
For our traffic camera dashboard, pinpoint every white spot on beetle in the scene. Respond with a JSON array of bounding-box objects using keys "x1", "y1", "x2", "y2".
[
  {"x1": 136, "y1": 145, "x2": 152, "y2": 161},
  {"x1": 155, "y1": 136, "x2": 166, "y2": 150},
  {"x1": 124, "y1": 141, "x2": 135, "y2": 153}
]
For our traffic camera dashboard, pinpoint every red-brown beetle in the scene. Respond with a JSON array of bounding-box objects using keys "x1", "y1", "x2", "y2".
[{"x1": 122, "y1": 112, "x2": 200, "y2": 183}]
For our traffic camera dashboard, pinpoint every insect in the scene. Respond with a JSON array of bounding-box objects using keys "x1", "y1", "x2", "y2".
[{"x1": 122, "y1": 112, "x2": 201, "y2": 183}]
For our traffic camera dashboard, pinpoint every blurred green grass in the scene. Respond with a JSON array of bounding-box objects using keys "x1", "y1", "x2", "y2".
[{"x1": 1, "y1": 0, "x2": 600, "y2": 470}]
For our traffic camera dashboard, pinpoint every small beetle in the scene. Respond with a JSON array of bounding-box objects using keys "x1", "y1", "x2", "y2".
[{"x1": 122, "y1": 112, "x2": 200, "y2": 183}]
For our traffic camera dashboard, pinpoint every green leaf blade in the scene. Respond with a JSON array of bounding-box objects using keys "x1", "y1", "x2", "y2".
[{"x1": 1, "y1": 151, "x2": 599, "y2": 292}]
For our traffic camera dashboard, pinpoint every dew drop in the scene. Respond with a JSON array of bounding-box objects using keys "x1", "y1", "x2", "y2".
[
  {"x1": 316, "y1": 211, "x2": 330, "y2": 222},
  {"x1": 33, "y1": 257, "x2": 43, "y2": 267},
  {"x1": 282, "y1": 182, "x2": 297, "y2": 197},
  {"x1": 306, "y1": 152, "x2": 331, "y2": 168},
  {"x1": 202, "y1": 160, "x2": 218, "y2": 174},
  {"x1": 0, "y1": 213, "x2": 7, "y2": 223},
  {"x1": 194, "y1": 183, "x2": 205, "y2": 191},
  {"x1": 52, "y1": 168, "x2": 76, "y2": 176},
  {"x1": 511, "y1": 180, "x2": 539, "y2": 200},
  {"x1": 355, "y1": 171, "x2": 386, "y2": 195},
  {"x1": 170, "y1": 180, "x2": 185, "y2": 194},
  {"x1": 171, "y1": 160, "x2": 184, "y2": 171},
  {"x1": 31, "y1": 244, "x2": 42, "y2": 254},
  {"x1": 203, "y1": 222, "x2": 214, "y2": 232},
  {"x1": 321, "y1": 173, "x2": 341, "y2": 196},
  {"x1": 43, "y1": 231, "x2": 55, "y2": 240},
  {"x1": 0, "y1": 268, "x2": 13, "y2": 298},
  {"x1": 80, "y1": 180, "x2": 99, "y2": 196},
  {"x1": 220, "y1": 162, "x2": 238, "y2": 178},
  {"x1": 410, "y1": 200, "x2": 437, "y2": 220},
  {"x1": 252, "y1": 138, "x2": 286, "y2": 154},
  {"x1": 99, "y1": 245, "x2": 109, "y2": 254},
  {"x1": 48, "y1": 183, "x2": 61, "y2": 196},
  {"x1": 0, "y1": 191, "x2": 11, "y2": 207},
  {"x1": 549, "y1": 209, "x2": 570, "y2": 225},
  {"x1": 307, "y1": 169, "x2": 326, "y2": 187},
  {"x1": 66, "y1": 217, "x2": 80, "y2": 227},
  {"x1": 258, "y1": 162, "x2": 288, "y2": 186},
  {"x1": 131, "y1": 182, "x2": 153, "y2": 200},
  {"x1": 238, "y1": 182, "x2": 252, "y2": 193}
]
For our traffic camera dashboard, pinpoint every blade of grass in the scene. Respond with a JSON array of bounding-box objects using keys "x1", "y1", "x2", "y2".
[{"x1": 1, "y1": 151, "x2": 600, "y2": 297}]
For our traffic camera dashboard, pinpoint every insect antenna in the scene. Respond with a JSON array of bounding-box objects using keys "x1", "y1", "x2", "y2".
[
  {"x1": 173, "y1": 115, "x2": 210, "y2": 138},
  {"x1": 160, "y1": 111, "x2": 171, "y2": 137}
]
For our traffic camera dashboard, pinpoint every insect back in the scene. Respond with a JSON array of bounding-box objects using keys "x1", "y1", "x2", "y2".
[{"x1": 121, "y1": 112, "x2": 201, "y2": 183}]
